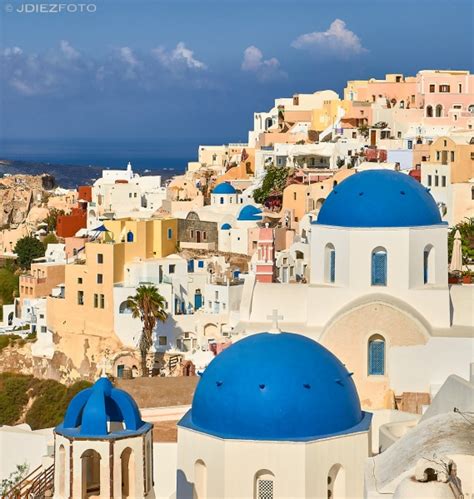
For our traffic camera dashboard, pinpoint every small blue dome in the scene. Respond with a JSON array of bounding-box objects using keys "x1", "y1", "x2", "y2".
[
  {"x1": 237, "y1": 205, "x2": 263, "y2": 221},
  {"x1": 221, "y1": 223, "x2": 232, "y2": 230},
  {"x1": 56, "y1": 377, "x2": 151, "y2": 438},
  {"x1": 316, "y1": 170, "x2": 442, "y2": 228},
  {"x1": 212, "y1": 182, "x2": 236, "y2": 194},
  {"x1": 179, "y1": 333, "x2": 370, "y2": 441}
]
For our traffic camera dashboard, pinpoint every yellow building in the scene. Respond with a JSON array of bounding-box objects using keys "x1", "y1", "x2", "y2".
[
  {"x1": 46, "y1": 217, "x2": 177, "y2": 379},
  {"x1": 311, "y1": 99, "x2": 349, "y2": 133}
]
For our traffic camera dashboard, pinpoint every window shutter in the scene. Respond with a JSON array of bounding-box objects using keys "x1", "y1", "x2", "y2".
[
  {"x1": 369, "y1": 340, "x2": 385, "y2": 375},
  {"x1": 372, "y1": 252, "x2": 387, "y2": 286},
  {"x1": 330, "y1": 250, "x2": 336, "y2": 283}
]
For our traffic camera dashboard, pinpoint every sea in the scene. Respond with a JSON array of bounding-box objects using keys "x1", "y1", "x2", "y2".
[{"x1": 0, "y1": 137, "x2": 242, "y2": 188}]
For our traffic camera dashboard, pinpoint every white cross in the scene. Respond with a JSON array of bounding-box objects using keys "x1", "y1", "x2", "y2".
[
  {"x1": 267, "y1": 309, "x2": 283, "y2": 334},
  {"x1": 97, "y1": 356, "x2": 111, "y2": 378}
]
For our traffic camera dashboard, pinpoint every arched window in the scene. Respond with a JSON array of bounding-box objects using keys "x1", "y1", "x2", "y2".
[
  {"x1": 81, "y1": 449, "x2": 101, "y2": 497},
  {"x1": 58, "y1": 444, "x2": 66, "y2": 497},
  {"x1": 327, "y1": 463, "x2": 345, "y2": 499},
  {"x1": 371, "y1": 247, "x2": 387, "y2": 286},
  {"x1": 324, "y1": 243, "x2": 336, "y2": 284},
  {"x1": 368, "y1": 334, "x2": 385, "y2": 375},
  {"x1": 121, "y1": 447, "x2": 135, "y2": 498},
  {"x1": 194, "y1": 459, "x2": 207, "y2": 499},
  {"x1": 220, "y1": 197, "x2": 224, "y2": 204},
  {"x1": 126, "y1": 230, "x2": 134, "y2": 242},
  {"x1": 468, "y1": 104, "x2": 474, "y2": 115},
  {"x1": 426, "y1": 105, "x2": 433, "y2": 117},
  {"x1": 119, "y1": 301, "x2": 132, "y2": 314},
  {"x1": 423, "y1": 245, "x2": 435, "y2": 284},
  {"x1": 254, "y1": 470, "x2": 275, "y2": 499},
  {"x1": 435, "y1": 104, "x2": 443, "y2": 117}
]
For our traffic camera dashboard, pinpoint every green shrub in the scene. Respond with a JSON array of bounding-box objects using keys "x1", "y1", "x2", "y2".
[
  {"x1": 25, "y1": 378, "x2": 92, "y2": 430},
  {"x1": 0, "y1": 374, "x2": 31, "y2": 425},
  {"x1": 0, "y1": 373, "x2": 92, "y2": 429}
]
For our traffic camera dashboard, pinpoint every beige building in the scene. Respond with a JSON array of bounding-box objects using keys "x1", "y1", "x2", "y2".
[{"x1": 46, "y1": 218, "x2": 177, "y2": 379}]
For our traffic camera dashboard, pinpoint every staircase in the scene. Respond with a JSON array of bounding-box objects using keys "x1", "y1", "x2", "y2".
[{"x1": 3, "y1": 464, "x2": 54, "y2": 499}]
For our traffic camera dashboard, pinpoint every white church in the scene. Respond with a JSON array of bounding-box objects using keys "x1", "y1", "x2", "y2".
[{"x1": 238, "y1": 170, "x2": 473, "y2": 410}]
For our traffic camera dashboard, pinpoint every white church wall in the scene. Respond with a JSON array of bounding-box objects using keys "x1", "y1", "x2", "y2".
[
  {"x1": 389, "y1": 337, "x2": 474, "y2": 395},
  {"x1": 309, "y1": 225, "x2": 451, "y2": 328},
  {"x1": 177, "y1": 426, "x2": 369, "y2": 498},
  {"x1": 450, "y1": 284, "x2": 474, "y2": 327},
  {"x1": 153, "y1": 443, "x2": 177, "y2": 499},
  {"x1": 0, "y1": 426, "x2": 52, "y2": 481}
]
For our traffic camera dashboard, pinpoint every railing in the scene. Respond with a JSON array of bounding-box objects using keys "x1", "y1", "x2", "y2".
[
  {"x1": 27, "y1": 463, "x2": 54, "y2": 498},
  {"x1": 2, "y1": 465, "x2": 42, "y2": 499}
]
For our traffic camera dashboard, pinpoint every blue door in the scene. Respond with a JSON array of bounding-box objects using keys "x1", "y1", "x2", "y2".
[{"x1": 194, "y1": 292, "x2": 203, "y2": 310}]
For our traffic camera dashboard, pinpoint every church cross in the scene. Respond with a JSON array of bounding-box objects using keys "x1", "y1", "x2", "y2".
[
  {"x1": 97, "y1": 356, "x2": 111, "y2": 378},
  {"x1": 267, "y1": 309, "x2": 284, "y2": 334}
]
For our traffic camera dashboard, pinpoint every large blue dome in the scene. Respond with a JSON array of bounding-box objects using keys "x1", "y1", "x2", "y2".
[
  {"x1": 56, "y1": 377, "x2": 151, "y2": 438},
  {"x1": 179, "y1": 333, "x2": 370, "y2": 441},
  {"x1": 316, "y1": 170, "x2": 442, "y2": 228},
  {"x1": 212, "y1": 182, "x2": 236, "y2": 194},
  {"x1": 237, "y1": 205, "x2": 263, "y2": 221}
]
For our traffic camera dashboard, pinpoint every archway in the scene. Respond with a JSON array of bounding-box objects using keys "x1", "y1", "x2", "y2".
[
  {"x1": 7, "y1": 311, "x2": 13, "y2": 326},
  {"x1": 327, "y1": 464, "x2": 345, "y2": 498},
  {"x1": 426, "y1": 105, "x2": 433, "y2": 117},
  {"x1": 81, "y1": 449, "x2": 101, "y2": 498},
  {"x1": 254, "y1": 469, "x2": 275, "y2": 499},
  {"x1": 423, "y1": 244, "x2": 435, "y2": 284},
  {"x1": 316, "y1": 198, "x2": 325, "y2": 210},
  {"x1": 121, "y1": 447, "x2": 135, "y2": 498},
  {"x1": 435, "y1": 104, "x2": 443, "y2": 117},
  {"x1": 194, "y1": 459, "x2": 207, "y2": 499}
]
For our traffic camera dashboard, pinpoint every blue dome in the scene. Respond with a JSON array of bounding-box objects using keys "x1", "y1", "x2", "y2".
[
  {"x1": 237, "y1": 205, "x2": 263, "y2": 221},
  {"x1": 221, "y1": 223, "x2": 232, "y2": 230},
  {"x1": 316, "y1": 170, "x2": 442, "y2": 228},
  {"x1": 179, "y1": 333, "x2": 370, "y2": 441},
  {"x1": 56, "y1": 377, "x2": 151, "y2": 438},
  {"x1": 212, "y1": 182, "x2": 236, "y2": 194}
]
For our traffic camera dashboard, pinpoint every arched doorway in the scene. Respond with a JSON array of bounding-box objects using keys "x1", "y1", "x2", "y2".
[
  {"x1": 327, "y1": 463, "x2": 345, "y2": 498},
  {"x1": 81, "y1": 449, "x2": 101, "y2": 498},
  {"x1": 121, "y1": 447, "x2": 135, "y2": 498}
]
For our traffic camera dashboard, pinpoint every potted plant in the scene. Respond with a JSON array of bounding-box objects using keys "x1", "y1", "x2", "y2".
[
  {"x1": 462, "y1": 270, "x2": 473, "y2": 284},
  {"x1": 448, "y1": 272, "x2": 461, "y2": 284}
]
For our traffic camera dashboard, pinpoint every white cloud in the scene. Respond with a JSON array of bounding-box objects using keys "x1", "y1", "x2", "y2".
[
  {"x1": 291, "y1": 19, "x2": 367, "y2": 57},
  {"x1": 152, "y1": 42, "x2": 207, "y2": 70},
  {"x1": 60, "y1": 40, "x2": 80, "y2": 60},
  {"x1": 241, "y1": 45, "x2": 286, "y2": 82}
]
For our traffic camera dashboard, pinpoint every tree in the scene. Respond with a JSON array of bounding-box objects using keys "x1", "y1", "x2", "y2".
[
  {"x1": 43, "y1": 208, "x2": 65, "y2": 232},
  {"x1": 0, "y1": 268, "x2": 19, "y2": 306},
  {"x1": 127, "y1": 285, "x2": 168, "y2": 376},
  {"x1": 448, "y1": 217, "x2": 474, "y2": 264},
  {"x1": 253, "y1": 165, "x2": 289, "y2": 205},
  {"x1": 13, "y1": 236, "x2": 45, "y2": 269}
]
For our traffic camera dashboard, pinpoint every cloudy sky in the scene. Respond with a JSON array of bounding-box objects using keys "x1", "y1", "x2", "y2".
[{"x1": 1, "y1": 0, "x2": 473, "y2": 143}]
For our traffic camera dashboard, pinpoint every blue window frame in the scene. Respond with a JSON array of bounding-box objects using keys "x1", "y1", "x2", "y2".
[
  {"x1": 371, "y1": 250, "x2": 387, "y2": 286},
  {"x1": 167, "y1": 228, "x2": 173, "y2": 239},
  {"x1": 368, "y1": 337, "x2": 385, "y2": 375},
  {"x1": 126, "y1": 231, "x2": 134, "y2": 242},
  {"x1": 329, "y1": 250, "x2": 336, "y2": 283},
  {"x1": 198, "y1": 260, "x2": 204, "y2": 268}
]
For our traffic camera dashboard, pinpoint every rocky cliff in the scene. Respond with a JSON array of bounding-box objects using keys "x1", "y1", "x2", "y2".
[{"x1": 0, "y1": 174, "x2": 55, "y2": 228}]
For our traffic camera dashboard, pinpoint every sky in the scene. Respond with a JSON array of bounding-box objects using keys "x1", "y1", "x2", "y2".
[{"x1": 0, "y1": 0, "x2": 473, "y2": 144}]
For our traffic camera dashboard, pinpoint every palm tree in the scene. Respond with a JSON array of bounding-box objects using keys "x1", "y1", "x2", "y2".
[{"x1": 127, "y1": 285, "x2": 168, "y2": 377}]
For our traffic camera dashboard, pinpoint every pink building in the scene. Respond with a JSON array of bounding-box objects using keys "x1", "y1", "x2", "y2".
[
  {"x1": 417, "y1": 70, "x2": 474, "y2": 128},
  {"x1": 255, "y1": 226, "x2": 276, "y2": 283}
]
